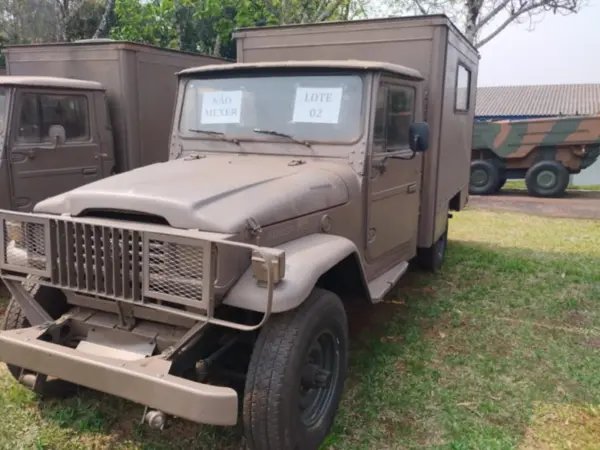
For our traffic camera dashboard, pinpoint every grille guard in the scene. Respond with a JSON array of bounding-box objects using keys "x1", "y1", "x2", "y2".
[{"x1": 0, "y1": 210, "x2": 280, "y2": 331}]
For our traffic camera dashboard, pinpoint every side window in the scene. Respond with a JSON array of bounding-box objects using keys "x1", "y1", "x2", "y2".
[
  {"x1": 17, "y1": 94, "x2": 41, "y2": 143},
  {"x1": 386, "y1": 87, "x2": 414, "y2": 150},
  {"x1": 16, "y1": 93, "x2": 89, "y2": 144},
  {"x1": 372, "y1": 84, "x2": 415, "y2": 152},
  {"x1": 455, "y1": 64, "x2": 471, "y2": 112},
  {"x1": 40, "y1": 94, "x2": 89, "y2": 141},
  {"x1": 373, "y1": 86, "x2": 387, "y2": 149}
]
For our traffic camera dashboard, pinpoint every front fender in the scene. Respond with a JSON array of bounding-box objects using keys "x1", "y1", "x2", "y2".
[{"x1": 222, "y1": 233, "x2": 363, "y2": 313}]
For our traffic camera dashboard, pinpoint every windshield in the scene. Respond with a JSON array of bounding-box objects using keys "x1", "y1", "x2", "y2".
[
  {"x1": 0, "y1": 88, "x2": 6, "y2": 136},
  {"x1": 179, "y1": 73, "x2": 364, "y2": 143}
]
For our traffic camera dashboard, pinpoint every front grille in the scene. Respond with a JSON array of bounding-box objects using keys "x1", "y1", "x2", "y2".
[
  {"x1": 48, "y1": 220, "x2": 208, "y2": 308},
  {"x1": 50, "y1": 221, "x2": 145, "y2": 299},
  {"x1": 2, "y1": 220, "x2": 46, "y2": 272}
]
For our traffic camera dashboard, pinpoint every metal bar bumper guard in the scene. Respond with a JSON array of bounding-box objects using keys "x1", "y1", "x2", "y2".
[
  {"x1": 0, "y1": 209, "x2": 282, "y2": 425},
  {"x1": 0, "y1": 324, "x2": 239, "y2": 425}
]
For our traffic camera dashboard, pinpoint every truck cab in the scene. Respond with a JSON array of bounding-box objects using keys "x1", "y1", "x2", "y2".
[
  {"x1": 0, "y1": 14, "x2": 479, "y2": 450},
  {"x1": 0, "y1": 76, "x2": 114, "y2": 212}
]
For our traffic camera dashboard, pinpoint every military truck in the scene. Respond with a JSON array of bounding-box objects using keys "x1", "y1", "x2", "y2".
[
  {"x1": 469, "y1": 115, "x2": 600, "y2": 197},
  {"x1": 0, "y1": 40, "x2": 227, "y2": 212},
  {"x1": 0, "y1": 15, "x2": 478, "y2": 450}
]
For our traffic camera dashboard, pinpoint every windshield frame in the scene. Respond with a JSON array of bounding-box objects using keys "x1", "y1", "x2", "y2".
[{"x1": 176, "y1": 69, "x2": 369, "y2": 147}]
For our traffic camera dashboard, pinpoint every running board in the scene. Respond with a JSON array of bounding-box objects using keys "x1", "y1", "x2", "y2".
[{"x1": 367, "y1": 261, "x2": 409, "y2": 303}]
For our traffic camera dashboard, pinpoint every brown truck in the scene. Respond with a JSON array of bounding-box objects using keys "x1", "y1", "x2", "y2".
[
  {"x1": 0, "y1": 15, "x2": 478, "y2": 450},
  {"x1": 0, "y1": 40, "x2": 226, "y2": 212}
]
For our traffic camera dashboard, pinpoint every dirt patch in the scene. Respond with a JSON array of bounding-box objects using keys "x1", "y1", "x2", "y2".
[{"x1": 467, "y1": 189, "x2": 600, "y2": 220}]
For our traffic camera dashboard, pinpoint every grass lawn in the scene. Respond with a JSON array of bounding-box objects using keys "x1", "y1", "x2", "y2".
[
  {"x1": 0, "y1": 209, "x2": 599, "y2": 449},
  {"x1": 504, "y1": 180, "x2": 600, "y2": 192}
]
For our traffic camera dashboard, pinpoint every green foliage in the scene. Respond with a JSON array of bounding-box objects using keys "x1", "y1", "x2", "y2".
[{"x1": 110, "y1": 0, "x2": 350, "y2": 59}]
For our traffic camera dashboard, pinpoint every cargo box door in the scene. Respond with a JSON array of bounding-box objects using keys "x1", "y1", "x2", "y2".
[{"x1": 8, "y1": 89, "x2": 104, "y2": 211}]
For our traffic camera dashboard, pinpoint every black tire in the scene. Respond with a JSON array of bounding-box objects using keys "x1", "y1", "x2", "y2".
[
  {"x1": 493, "y1": 177, "x2": 507, "y2": 193},
  {"x1": 243, "y1": 288, "x2": 349, "y2": 450},
  {"x1": 469, "y1": 160, "x2": 501, "y2": 195},
  {"x1": 1, "y1": 280, "x2": 74, "y2": 396},
  {"x1": 525, "y1": 160, "x2": 570, "y2": 197},
  {"x1": 415, "y1": 219, "x2": 448, "y2": 273}
]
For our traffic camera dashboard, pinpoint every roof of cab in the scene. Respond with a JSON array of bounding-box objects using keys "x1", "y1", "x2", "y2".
[
  {"x1": 177, "y1": 59, "x2": 424, "y2": 81},
  {"x1": 0, "y1": 76, "x2": 105, "y2": 91}
]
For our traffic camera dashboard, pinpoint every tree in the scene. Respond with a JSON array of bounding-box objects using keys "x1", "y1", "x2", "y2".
[
  {"x1": 365, "y1": 0, "x2": 583, "y2": 48},
  {"x1": 109, "y1": 0, "x2": 352, "y2": 58}
]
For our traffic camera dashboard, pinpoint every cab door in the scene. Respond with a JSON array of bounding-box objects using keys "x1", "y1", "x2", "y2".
[
  {"x1": 365, "y1": 78, "x2": 423, "y2": 262},
  {"x1": 8, "y1": 89, "x2": 104, "y2": 212}
]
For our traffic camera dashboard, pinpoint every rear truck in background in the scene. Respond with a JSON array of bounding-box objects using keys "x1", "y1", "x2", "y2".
[
  {"x1": 0, "y1": 40, "x2": 227, "y2": 212},
  {"x1": 0, "y1": 15, "x2": 478, "y2": 450},
  {"x1": 469, "y1": 114, "x2": 600, "y2": 197}
]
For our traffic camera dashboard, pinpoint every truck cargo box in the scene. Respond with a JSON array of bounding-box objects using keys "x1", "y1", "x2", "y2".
[
  {"x1": 4, "y1": 41, "x2": 229, "y2": 172},
  {"x1": 233, "y1": 14, "x2": 480, "y2": 248}
]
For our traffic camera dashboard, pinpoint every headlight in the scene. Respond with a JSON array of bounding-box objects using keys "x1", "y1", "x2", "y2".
[
  {"x1": 5, "y1": 221, "x2": 24, "y2": 246},
  {"x1": 251, "y1": 249, "x2": 285, "y2": 285}
]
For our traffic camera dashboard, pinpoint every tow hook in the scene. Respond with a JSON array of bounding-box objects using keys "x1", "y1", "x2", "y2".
[{"x1": 142, "y1": 407, "x2": 167, "y2": 430}]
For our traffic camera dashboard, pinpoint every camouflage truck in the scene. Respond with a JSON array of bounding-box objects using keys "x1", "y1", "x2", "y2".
[
  {"x1": 469, "y1": 115, "x2": 600, "y2": 197},
  {"x1": 0, "y1": 15, "x2": 478, "y2": 450}
]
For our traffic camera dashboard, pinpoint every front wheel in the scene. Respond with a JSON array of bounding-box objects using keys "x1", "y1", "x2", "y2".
[
  {"x1": 1, "y1": 280, "x2": 75, "y2": 397},
  {"x1": 469, "y1": 160, "x2": 501, "y2": 195},
  {"x1": 243, "y1": 288, "x2": 349, "y2": 450}
]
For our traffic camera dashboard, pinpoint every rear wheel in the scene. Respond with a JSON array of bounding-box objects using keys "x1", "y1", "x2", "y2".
[
  {"x1": 243, "y1": 288, "x2": 349, "y2": 450},
  {"x1": 493, "y1": 177, "x2": 507, "y2": 193},
  {"x1": 469, "y1": 160, "x2": 501, "y2": 195},
  {"x1": 415, "y1": 217, "x2": 448, "y2": 273},
  {"x1": 525, "y1": 161, "x2": 570, "y2": 197}
]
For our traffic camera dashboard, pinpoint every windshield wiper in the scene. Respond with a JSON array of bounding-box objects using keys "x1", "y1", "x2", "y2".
[
  {"x1": 188, "y1": 128, "x2": 239, "y2": 145},
  {"x1": 253, "y1": 128, "x2": 311, "y2": 148}
]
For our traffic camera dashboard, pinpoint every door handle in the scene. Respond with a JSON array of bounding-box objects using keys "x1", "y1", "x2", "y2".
[
  {"x1": 10, "y1": 149, "x2": 37, "y2": 161},
  {"x1": 82, "y1": 167, "x2": 98, "y2": 175},
  {"x1": 94, "y1": 152, "x2": 109, "y2": 160},
  {"x1": 407, "y1": 183, "x2": 417, "y2": 194}
]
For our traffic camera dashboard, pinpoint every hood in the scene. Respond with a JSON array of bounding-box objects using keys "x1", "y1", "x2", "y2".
[{"x1": 35, "y1": 153, "x2": 354, "y2": 233}]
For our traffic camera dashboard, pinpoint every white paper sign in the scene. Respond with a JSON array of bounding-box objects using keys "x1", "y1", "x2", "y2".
[
  {"x1": 292, "y1": 87, "x2": 343, "y2": 124},
  {"x1": 200, "y1": 90, "x2": 243, "y2": 124}
]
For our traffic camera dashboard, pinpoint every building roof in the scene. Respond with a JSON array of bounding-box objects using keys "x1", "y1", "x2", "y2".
[
  {"x1": 0, "y1": 75, "x2": 105, "y2": 91},
  {"x1": 475, "y1": 84, "x2": 600, "y2": 117},
  {"x1": 177, "y1": 59, "x2": 424, "y2": 81}
]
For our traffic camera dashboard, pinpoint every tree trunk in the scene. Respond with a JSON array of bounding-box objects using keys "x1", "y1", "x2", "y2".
[
  {"x1": 213, "y1": 34, "x2": 221, "y2": 57},
  {"x1": 93, "y1": 0, "x2": 116, "y2": 39},
  {"x1": 464, "y1": 0, "x2": 482, "y2": 43}
]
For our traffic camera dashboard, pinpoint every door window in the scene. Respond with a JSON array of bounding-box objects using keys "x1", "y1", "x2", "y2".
[
  {"x1": 373, "y1": 84, "x2": 415, "y2": 152},
  {"x1": 16, "y1": 92, "x2": 90, "y2": 144}
]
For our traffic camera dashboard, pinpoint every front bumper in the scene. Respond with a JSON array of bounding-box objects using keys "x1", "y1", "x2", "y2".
[{"x1": 0, "y1": 324, "x2": 239, "y2": 426}]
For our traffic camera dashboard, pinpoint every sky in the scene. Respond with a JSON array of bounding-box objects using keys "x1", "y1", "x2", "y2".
[{"x1": 477, "y1": 0, "x2": 600, "y2": 86}]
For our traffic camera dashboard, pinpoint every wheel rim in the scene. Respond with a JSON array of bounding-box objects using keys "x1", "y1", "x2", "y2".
[
  {"x1": 298, "y1": 329, "x2": 341, "y2": 428},
  {"x1": 536, "y1": 170, "x2": 557, "y2": 189},
  {"x1": 470, "y1": 168, "x2": 489, "y2": 187}
]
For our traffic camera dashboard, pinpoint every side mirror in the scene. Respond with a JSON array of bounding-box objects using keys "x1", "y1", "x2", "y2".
[
  {"x1": 409, "y1": 122, "x2": 429, "y2": 153},
  {"x1": 48, "y1": 125, "x2": 66, "y2": 148}
]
